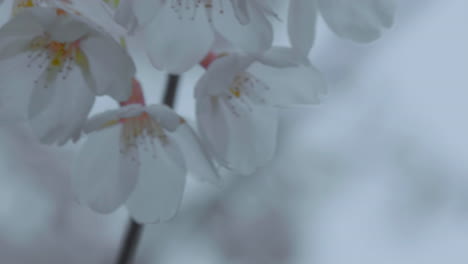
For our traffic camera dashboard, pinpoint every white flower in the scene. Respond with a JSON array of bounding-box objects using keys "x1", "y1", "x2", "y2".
[
  {"x1": 0, "y1": 7, "x2": 135, "y2": 145},
  {"x1": 102, "y1": 0, "x2": 139, "y2": 33},
  {"x1": 288, "y1": 0, "x2": 396, "y2": 56},
  {"x1": 12, "y1": 0, "x2": 72, "y2": 15},
  {"x1": 72, "y1": 80, "x2": 219, "y2": 223},
  {"x1": 195, "y1": 48, "x2": 327, "y2": 174},
  {"x1": 108, "y1": 0, "x2": 277, "y2": 73}
]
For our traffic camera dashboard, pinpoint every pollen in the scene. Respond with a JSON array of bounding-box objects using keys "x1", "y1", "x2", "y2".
[
  {"x1": 13, "y1": 0, "x2": 37, "y2": 15},
  {"x1": 222, "y1": 72, "x2": 271, "y2": 117},
  {"x1": 229, "y1": 87, "x2": 241, "y2": 98},
  {"x1": 51, "y1": 56, "x2": 62, "y2": 67},
  {"x1": 26, "y1": 34, "x2": 87, "y2": 85},
  {"x1": 47, "y1": 41, "x2": 72, "y2": 68},
  {"x1": 120, "y1": 113, "x2": 167, "y2": 155},
  {"x1": 17, "y1": 0, "x2": 35, "y2": 8}
]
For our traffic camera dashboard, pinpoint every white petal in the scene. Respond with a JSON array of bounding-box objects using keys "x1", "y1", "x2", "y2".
[
  {"x1": 28, "y1": 69, "x2": 58, "y2": 119},
  {"x1": 80, "y1": 35, "x2": 136, "y2": 101},
  {"x1": 196, "y1": 96, "x2": 229, "y2": 167},
  {"x1": 84, "y1": 109, "x2": 120, "y2": 133},
  {"x1": 132, "y1": 0, "x2": 163, "y2": 26},
  {"x1": 318, "y1": 0, "x2": 396, "y2": 42},
  {"x1": 230, "y1": 0, "x2": 250, "y2": 25},
  {"x1": 0, "y1": 36, "x2": 32, "y2": 61},
  {"x1": 72, "y1": 124, "x2": 139, "y2": 214},
  {"x1": 197, "y1": 94, "x2": 278, "y2": 175},
  {"x1": 248, "y1": 62, "x2": 327, "y2": 106},
  {"x1": 28, "y1": 66, "x2": 95, "y2": 145},
  {"x1": 48, "y1": 15, "x2": 91, "y2": 42},
  {"x1": 84, "y1": 104, "x2": 145, "y2": 133},
  {"x1": 144, "y1": 4, "x2": 214, "y2": 74},
  {"x1": 288, "y1": 0, "x2": 317, "y2": 57},
  {"x1": 126, "y1": 138, "x2": 186, "y2": 223},
  {"x1": 256, "y1": 46, "x2": 309, "y2": 68},
  {"x1": 213, "y1": 1, "x2": 273, "y2": 54},
  {"x1": 0, "y1": 10, "x2": 44, "y2": 60},
  {"x1": 145, "y1": 104, "x2": 181, "y2": 132},
  {"x1": 218, "y1": 98, "x2": 278, "y2": 175},
  {"x1": 118, "y1": 104, "x2": 146, "y2": 119},
  {"x1": 16, "y1": 8, "x2": 58, "y2": 28},
  {"x1": 0, "y1": 56, "x2": 38, "y2": 122},
  {"x1": 172, "y1": 122, "x2": 220, "y2": 184},
  {"x1": 113, "y1": 0, "x2": 138, "y2": 32},
  {"x1": 194, "y1": 53, "x2": 253, "y2": 98}
]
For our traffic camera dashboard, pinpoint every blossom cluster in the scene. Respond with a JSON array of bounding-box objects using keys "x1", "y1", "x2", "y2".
[{"x1": 0, "y1": 0, "x2": 395, "y2": 223}]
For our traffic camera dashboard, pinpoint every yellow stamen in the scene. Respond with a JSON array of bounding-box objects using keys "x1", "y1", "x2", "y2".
[
  {"x1": 229, "y1": 87, "x2": 241, "y2": 98},
  {"x1": 74, "y1": 48, "x2": 89, "y2": 70},
  {"x1": 22, "y1": 0, "x2": 34, "y2": 7},
  {"x1": 102, "y1": 119, "x2": 119, "y2": 128}
]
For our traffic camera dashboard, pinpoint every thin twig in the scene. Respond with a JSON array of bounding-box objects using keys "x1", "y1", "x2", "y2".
[
  {"x1": 163, "y1": 74, "x2": 180, "y2": 107},
  {"x1": 115, "y1": 220, "x2": 143, "y2": 264}
]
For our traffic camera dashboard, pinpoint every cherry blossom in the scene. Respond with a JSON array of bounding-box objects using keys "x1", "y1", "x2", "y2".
[
  {"x1": 195, "y1": 49, "x2": 327, "y2": 174},
  {"x1": 105, "y1": 0, "x2": 278, "y2": 73},
  {"x1": 12, "y1": 0, "x2": 72, "y2": 15},
  {"x1": 0, "y1": 7, "x2": 135, "y2": 145},
  {"x1": 72, "y1": 79, "x2": 219, "y2": 223}
]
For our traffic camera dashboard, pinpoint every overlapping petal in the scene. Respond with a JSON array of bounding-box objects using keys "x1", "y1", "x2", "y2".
[
  {"x1": 80, "y1": 35, "x2": 135, "y2": 101},
  {"x1": 144, "y1": 3, "x2": 214, "y2": 74},
  {"x1": 72, "y1": 124, "x2": 139, "y2": 213},
  {"x1": 288, "y1": 0, "x2": 317, "y2": 57},
  {"x1": 73, "y1": 102, "x2": 218, "y2": 221},
  {"x1": 173, "y1": 122, "x2": 220, "y2": 184},
  {"x1": 126, "y1": 137, "x2": 186, "y2": 223},
  {"x1": 318, "y1": 0, "x2": 396, "y2": 42},
  {"x1": 194, "y1": 49, "x2": 326, "y2": 174},
  {"x1": 213, "y1": 1, "x2": 273, "y2": 55},
  {"x1": 28, "y1": 65, "x2": 95, "y2": 145},
  {"x1": 0, "y1": 6, "x2": 136, "y2": 145}
]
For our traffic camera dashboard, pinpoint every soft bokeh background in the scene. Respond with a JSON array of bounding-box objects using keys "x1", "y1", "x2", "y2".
[{"x1": 0, "y1": 0, "x2": 467, "y2": 263}]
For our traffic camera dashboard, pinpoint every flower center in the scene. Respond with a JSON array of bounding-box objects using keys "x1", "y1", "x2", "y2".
[
  {"x1": 117, "y1": 79, "x2": 166, "y2": 155},
  {"x1": 228, "y1": 73, "x2": 268, "y2": 100},
  {"x1": 120, "y1": 113, "x2": 167, "y2": 156},
  {"x1": 27, "y1": 33, "x2": 88, "y2": 86},
  {"x1": 220, "y1": 72, "x2": 270, "y2": 116}
]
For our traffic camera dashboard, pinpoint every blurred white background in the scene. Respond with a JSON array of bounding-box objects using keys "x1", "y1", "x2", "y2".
[{"x1": 0, "y1": 0, "x2": 467, "y2": 263}]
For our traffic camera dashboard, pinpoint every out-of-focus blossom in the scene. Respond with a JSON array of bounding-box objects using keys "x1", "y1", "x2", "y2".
[
  {"x1": 12, "y1": 0, "x2": 73, "y2": 15},
  {"x1": 288, "y1": 0, "x2": 396, "y2": 56},
  {"x1": 0, "y1": 7, "x2": 135, "y2": 145},
  {"x1": 195, "y1": 48, "x2": 326, "y2": 174},
  {"x1": 72, "y1": 79, "x2": 218, "y2": 223},
  {"x1": 104, "y1": 0, "x2": 277, "y2": 73},
  {"x1": 12, "y1": 0, "x2": 39, "y2": 14}
]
